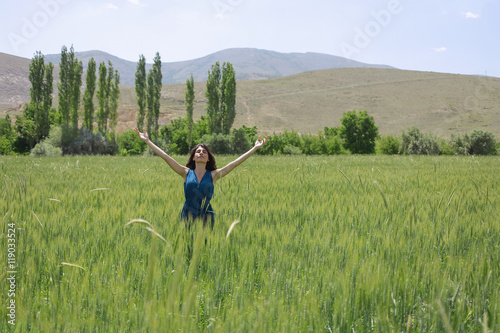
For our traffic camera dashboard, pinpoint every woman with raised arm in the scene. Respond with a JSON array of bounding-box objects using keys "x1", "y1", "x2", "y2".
[{"x1": 135, "y1": 127, "x2": 268, "y2": 229}]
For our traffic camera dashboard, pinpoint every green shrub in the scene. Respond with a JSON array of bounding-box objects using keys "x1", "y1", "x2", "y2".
[
  {"x1": 469, "y1": 130, "x2": 496, "y2": 155},
  {"x1": 229, "y1": 128, "x2": 251, "y2": 154},
  {"x1": 255, "y1": 130, "x2": 344, "y2": 156},
  {"x1": 168, "y1": 128, "x2": 190, "y2": 155},
  {"x1": 324, "y1": 135, "x2": 346, "y2": 155},
  {"x1": 240, "y1": 125, "x2": 258, "y2": 143},
  {"x1": 0, "y1": 135, "x2": 13, "y2": 155},
  {"x1": 143, "y1": 137, "x2": 169, "y2": 157},
  {"x1": 64, "y1": 130, "x2": 117, "y2": 155},
  {"x1": 282, "y1": 130, "x2": 302, "y2": 148},
  {"x1": 449, "y1": 133, "x2": 470, "y2": 155},
  {"x1": 283, "y1": 144, "x2": 302, "y2": 155},
  {"x1": 117, "y1": 129, "x2": 146, "y2": 156},
  {"x1": 400, "y1": 127, "x2": 441, "y2": 155},
  {"x1": 449, "y1": 130, "x2": 497, "y2": 155},
  {"x1": 45, "y1": 126, "x2": 63, "y2": 148},
  {"x1": 13, "y1": 136, "x2": 30, "y2": 155},
  {"x1": 0, "y1": 115, "x2": 16, "y2": 155},
  {"x1": 300, "y1": 134, "x2": 324, "y2": 155},
  {"x1": 439, "y1": 138, "x2": 454, "y2": 156},
  {"x1": 30, "y1": 141, "x2": 62, "y2": 157},
  {"x1": 339, "y1": 110, "x2": 379, "y2": 154},
  {"x1": 376, "y1": 135, "x2": 400, "y2": 155},
  {"x1": 201, "y1": 133, "x2": 232, "y2": 154},
  {"x1": 257, "y1": 133, "x2": 285, "y2": 155},
  {"x1": 160, "y1": 118, "x2": 190, "y2": 155}
]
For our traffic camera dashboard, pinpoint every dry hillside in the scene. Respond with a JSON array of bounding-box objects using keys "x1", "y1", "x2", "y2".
[
  {"x1": 116, "y1": 68, "x2": 500, "y2": 138},
  {"x1": 1, "y1": 58, "x2": 499, "y2": 138},
  {"x1": 0, "y1": 53, "x2": 31, "y2": 109}
]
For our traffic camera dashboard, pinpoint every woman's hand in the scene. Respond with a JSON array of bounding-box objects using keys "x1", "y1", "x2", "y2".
[
  {"x1": 214, "y1": 135, "x2": 270, "y2": 183},
  {"x1": 134, "y1": 127, "x2": 149, "y2": 142},
  {"x1": 254, "y1": 136, "x2": 269, "y2": 149}
]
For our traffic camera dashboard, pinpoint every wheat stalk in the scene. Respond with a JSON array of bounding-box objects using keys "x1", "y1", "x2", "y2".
[
  {"x1": 90, "y1": 188, "x2": 110, "y2": 192},
  {"x1": 146, "y1": 227, "x2": 168, "y2": 244},
  {"x1": 124, "y1": 218, "x2": 153, "y2": 228},
  {"x1": 226, "y1": 220, "x2": 240, "y2": 239},
  {"x1": 61, "y1": 262, "x2": 86, "y2": 270},
  {"x1": 436, "y1": 299, "x2": 454, "y2": 333},
  {"x1": 32, "y1": 211, "x2": 43, "y2": 229}
]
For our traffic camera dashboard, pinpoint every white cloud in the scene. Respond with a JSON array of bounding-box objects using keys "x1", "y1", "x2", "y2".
[
  {"x1": 106, "y1": 3, "x2": 118, "y2": 10},
  {"x1": 462, "y1": 12, "x2": 480, "y2": 19},
  {"x1": 128, "y1": 0, "x2": 145, "y2": 6},
  {"x1": 434, "y1": 47, "x2": 447, "y2": 53}
]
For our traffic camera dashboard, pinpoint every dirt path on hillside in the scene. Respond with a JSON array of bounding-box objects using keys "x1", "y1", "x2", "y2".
[{"x1": 240, "y1": 100, "x2": 252, "y2": 121}]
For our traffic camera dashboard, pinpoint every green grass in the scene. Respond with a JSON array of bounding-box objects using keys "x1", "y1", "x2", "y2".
[{"x1": 1, "y1": 155, "x2": 499, "y2": 332}]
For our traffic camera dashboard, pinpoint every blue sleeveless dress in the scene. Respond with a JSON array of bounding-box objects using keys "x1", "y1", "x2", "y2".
[{"x1": 181, "y1": 169, "x2": 215, "y2": 228}]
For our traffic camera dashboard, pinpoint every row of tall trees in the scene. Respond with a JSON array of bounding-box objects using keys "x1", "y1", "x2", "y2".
[
  {"x1": 58, "y1": 45, "x2": 83, "y2": 143},
  {"x1": 135, "y1": 53, "x2": 162, "y2": 140},
  {"x1": 15, "y1": 45, "x2": 121, "y2": 153},
  {"x1": 83, "y1": 58, "x2": 97, "y2": 131},
  {"x1": 205, "y1": 61, "x2": 236, "y2": 135},
  {"x1": 134, "y1": 56, "x2": 237, "y2": 148},
  {"x1": 11, "y1": 52, "x2": 240, "y2": 155},
  {"x1": 157, "y1": 61, "x2": 237, "y2": 154},
  {"x1": 15, "y1": 51, "x2": 54, "y2": 149},
  {"x1": 95, "y1": 60, "x2": 120, "y2": 135}
]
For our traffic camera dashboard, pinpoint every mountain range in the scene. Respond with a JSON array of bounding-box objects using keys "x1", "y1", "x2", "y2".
[{"x1": 42, "y1": 48, "x2": 394, "y2": 86}]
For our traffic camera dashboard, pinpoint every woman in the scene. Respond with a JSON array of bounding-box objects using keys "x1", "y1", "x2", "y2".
[{"x1": 135, "y1": 127, "x2": 268, "y2": 229}]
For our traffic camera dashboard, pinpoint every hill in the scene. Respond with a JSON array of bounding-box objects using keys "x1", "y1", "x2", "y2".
[
  {"x1": 0, "y1": 53, "x2": 31, "y2": 110},
  {"x1": 116, "y1": 68, "x2": 500, "y2": 138}
]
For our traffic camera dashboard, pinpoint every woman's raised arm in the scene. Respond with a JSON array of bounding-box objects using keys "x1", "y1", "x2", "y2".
[
  {"x1": 212, "y1": 136, "x2": 269, "y2": 183},
  {"x1": 135, "y1": 127, "x2": 188, "y2": 179}
]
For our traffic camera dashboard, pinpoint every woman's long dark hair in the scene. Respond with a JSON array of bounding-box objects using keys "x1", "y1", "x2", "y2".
[{"x1": 186, "y1": 143, "x2": 217, "y2": 170}]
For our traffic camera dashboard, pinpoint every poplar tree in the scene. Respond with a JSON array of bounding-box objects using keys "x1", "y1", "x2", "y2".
[
  {"x1": 71, "y1": 59, "x2": 83, "y2": 137},
  {"x1": 93, "y1": 61, "x2": 120, "y2": 135},
  {"x1": 58, "y1": 45, "x2": 82, "y2": 143},
  {"x1": 83, "y1": 58, "x2": 96, "y2": 131},
  {"x1": 205, "y1": 62, "x2": 221, "y2": 134},
  {"x1": 152, "y1": 52, "x2": 162, "y2": 139},
  {"x1": 146, "y1": 70, "x2": 155, "y2": 137},
  {"x1": 43, "y1": 62, "x2": 54, "y2": 131},
  {"x1": 28, "y1": 51, "x2": 47, "y2": 141},
  {"x1": 105, "y1": 61, "x2": 114, "y2": 130},
  {"x1": 135, "y1": 55, "x2": 146, "y2": 130},
  {"x1": 109, "y1": 69, "x2": 120, "y2": 134},
  {"x1": 205, "y1": 61, "x2": 236, "y2": 134},
  {"x1": 96, "y1": 62, "x2": 108, "y2": 134},
  {"x1": 24, "y1": 51, "x2": 54, "y2": 145},
  {"x1": 221, "y1": 62, "x2": 236, "y2": 134},
  {"x1": 185, "y1": 74, "x2": 195, "y2": 147},
  {"x1": 58, "y1": 46, "x2": 71, "y2": 138}
]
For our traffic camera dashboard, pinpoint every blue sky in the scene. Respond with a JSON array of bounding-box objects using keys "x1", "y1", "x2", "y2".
[{"x1": 1, "y1": 0, "x2": 498, "y2": 77}]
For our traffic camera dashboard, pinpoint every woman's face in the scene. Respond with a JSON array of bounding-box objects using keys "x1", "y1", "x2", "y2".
[{"x1": 194, "y1": 146, "x2": 209, "y2": 163}]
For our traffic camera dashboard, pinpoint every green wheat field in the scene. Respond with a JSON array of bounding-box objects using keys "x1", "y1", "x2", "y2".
[{"x1": 1, "y1": 155, "x2": 499, "y2": 332}]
